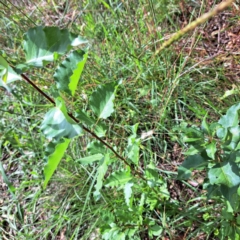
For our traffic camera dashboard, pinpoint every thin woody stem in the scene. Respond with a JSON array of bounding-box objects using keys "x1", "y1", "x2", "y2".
[
  {"x1": 20, "y1": 73, "x2": 147, "y2": 180},
  {"x1": 152, "y1": 0, "x2": 234, "y2": 58}
]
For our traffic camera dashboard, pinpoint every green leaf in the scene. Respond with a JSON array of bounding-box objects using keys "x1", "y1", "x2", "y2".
[
  {"x1": 43, "y1": 138, "x2": 70, "y2": 188},
  {"x1": 76, "y1": 109, "x2": 107, "y2": 137},
  {"x1": 0, "y1": 55, "x2": 8, "y2": 82},
  {"x1": 126, "y1": 123, "x2": 140, "y2": 165},
  {"x1": 182, "y1": 127, "x2": 204, "y2": 142},
  {"x1": 177, "y1": 166, "x2": 192, "y2": 180},
  {"x1": 218, "y1": 102, "x2": 240, "y2": 128},
  {"x1": 145, "y1": 163, "x2": 164, "y2": 187},
  {"x1": 76, "y1": 153, "x2": 104, "y2": 165},
  {"x1": 201, "y1": 114, "x2": 210, "y2": 135},
  {"x1": 105, "y1": 169, "x2": 132, "y2": 188},
  {"x1": 127, "y1": 137, "x2": 140, "y2": 165},
  {"x1": 216, "y1": 127, "x2": 228, "y2": 140},
  {"x1": 227, "y1": 126, "x2": 240, "y2": 150},
  {"x1": 54, "y1": 50, "x2": 88, "y2": 96},
  {"x1": 220, "y1": 185, "x2": 239, "y2": 212},
  {"x1": 178, "y1": 154, "x2": 208, "y2": 180},
  {"x1": 23, "y1": 26, "x2": 87, "y2": 67},
  {"x1": 148, "y1": 225, "x2": 163, "y2": 237},
  {"x1": 40, "y1": 97, "x2": 83, "y2": 140},
  {"x1": 184, "y1": 145, "x2": 202, "y2": 155},
  {"x1": 94, "y1": 154, "x2": 110, "y2": 201},
  {"x1": 182, "y1": 154, "x2": 208, "y2": 170},
  {"x1": 0, "y1": 57, "x2": 22, "y2": 91},
  {"x1": 90, "y1": 82, "x2": 116, "y2": 119},
  {"x1": 124, "y1": 181, "x2": 134, "y2": 207},
  {"x1": 206, "y1": 141, "x2": 217, "y2": 160},
  {"x1": 208, "y1": 161, "x2": 240, "y2": 187},
  {"x1": 87, "y1": 140, "x2": 106, "y2": 155}
]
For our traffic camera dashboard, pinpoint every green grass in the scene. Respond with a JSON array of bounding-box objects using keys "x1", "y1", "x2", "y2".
[{"x1": 0, "y1": 0, "x2": 239, "y2": 239}]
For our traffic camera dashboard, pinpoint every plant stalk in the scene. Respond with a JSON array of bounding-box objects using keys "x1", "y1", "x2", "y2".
[
  {"x1": 21, "y1": 73, "x2": 147, "y2": 181},
  {"x1": 152, "y1": 0, "x2": 234, "y2": 58}
]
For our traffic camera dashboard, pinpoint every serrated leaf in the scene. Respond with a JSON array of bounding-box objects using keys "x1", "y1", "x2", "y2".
[
  {"x1": 206, "y1": 141, "x2": 217, "y2": 160},
  {"x1": 105, "y1": 169, "x2": 132, "y2": 188},
  {"x1": 76, "y1": 153, "x2": 104, "y2": 165},
  {"x1": 124, "y1": 181, "x2": 134, "y2": 207},
  {"x1": 40, "y1": 97, "x2": 83, "y2": 140},
  {"x1": 127, "y1": 136, "x2": 140, "y2": 165},
  {"x1": 126, "y1": 123, "x2": 140, "y2": 165},
  {"x1": 90, "y1": 82, "x2": 116, "y2": 119},
  {"x1": 76, "y1": 110, "x2": 107, "y2": 137},
  {"x1": 54, "y1": 50, "x2": 88, "y2": 96},
  {"x1": 23, "y1": 26, "x2": 87, "y2": 67},
  {"x1": 87, "y1": 141, "x2": 106, "y2": 155},
  {"x1": 218, "y1": 102, "x2": 240, "y2": 128},
  {"x1": 43, "y1": 138, "x2": 70, "y2": 188},
  {"x1": 94, "y1": 154, "x2": 110, "y2": 201},
  {"x1": 208, "y1": 161, "x2": 240, "y2": 187}
]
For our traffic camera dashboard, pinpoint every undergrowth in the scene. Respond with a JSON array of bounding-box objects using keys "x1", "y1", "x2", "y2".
[{"x1": 0, "y1": 0, "x2": 239, "y2": 239}]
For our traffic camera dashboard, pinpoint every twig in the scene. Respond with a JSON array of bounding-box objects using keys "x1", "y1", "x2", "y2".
[
  {"x1": 20, "y1": 73, "x2": 147, "y2": 181},
  {"x1": 152, "y1": 0, "x2": 234, "y2": 58}
]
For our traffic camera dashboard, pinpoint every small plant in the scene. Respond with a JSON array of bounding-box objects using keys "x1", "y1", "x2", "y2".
[
  {"x1": 176, "y1": 103, "x2": 240, "y2": 238},
  {"x1": 0, "y1": 26, "x2": 170, "y2": 239},
  {"x1": 0, "y1": 0, "x2": 238, "y2": 236}
]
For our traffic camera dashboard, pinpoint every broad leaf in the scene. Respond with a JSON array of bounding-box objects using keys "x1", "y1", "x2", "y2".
[
  {"x1": 227, "y1": 126, "x2": 240, "y2": 150},
  {"x1": 0, "y1": 57, "x2": 22, "y2": 90},
  {"x1": 76, "y1": 153, "x2": 104, "y2": 165},
  {"x1": 94, "y1": 154, "x2": 110, "y2": 201},
  {"x1": 105, "y1": 169, "x2": 132, "y2": 188},
  {"x1": 23, "y1": 26, "x2": 87, "y2": 67},
  {"x1": 149, "y1": 225, "x2": 163, "y2": 237},
  {"x1": 76, "y1": 110, "x2": 107, "y2": 137},
  {"x1": 124, "y1": 181, "x2": 134, "y2": 207},
  {"x1": 218, "y1": 102, "x2": 240, "y2": 128},
  {"x1": 127, "y1": 136, "x2": 140, "y2": 165},
  {"x1": 126, "y1": 123, "x2": 140, "y2": 165},
  {"x1": 208, "y1": 160, "x2": 240, "y2": 187},
  {"x1": 0, "y1": 55, "x2": 8, "y2": 82},
  {"x1": 54, "y1": 50, "x2": 88, "y2": 96},
  {"x1": 220, "y1": 185, "x2": 239, "y2": 211},
  {"x1": 43, "y1": 138, "x2": 70, "y2": 188},
  {"x1": 201, "y1": 114, "x2": 210, "y2": 135},
  {"x1": 87, "y1": 140, "x2": 106, "y2": 155},
  {"x1": 178, "y1": 154, "x2": 208, "y2": 180},
  {"x1": 40, "y1": 97, "x2": 83, "y2": 140},
  {"x1": 90, "y1": 82, "x2": 116, "y2": 119},
  {"x1": 145, "y1": 163, "x2": 164, "y2": 187},
  {"x1": 181, "y1": 154, "x2": 207, "y2": 169},
  {"x1": 206, "y1": 141, "x2": 217, "y2": 160},
  {"x1": 177, "y1": 166, "x2": 192, "y2": 180}
]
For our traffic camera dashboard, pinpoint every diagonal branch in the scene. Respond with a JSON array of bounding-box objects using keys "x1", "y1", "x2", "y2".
[
  {"x1": 152, "y1": 0, "x2": 234, "y2": 58},
  {"x1": 21, "y1": 73, "x2": 146, "y2": 180}
]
